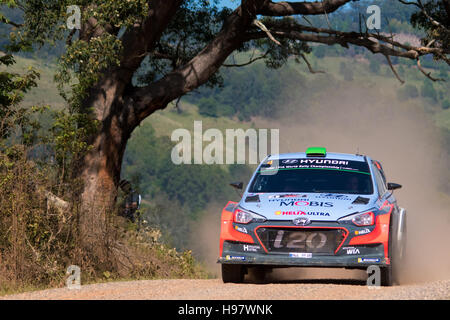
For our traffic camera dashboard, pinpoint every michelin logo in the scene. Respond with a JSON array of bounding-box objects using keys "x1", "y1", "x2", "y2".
[{"x1": 358, "y1": 258, "x2": 380, "y2": 263}]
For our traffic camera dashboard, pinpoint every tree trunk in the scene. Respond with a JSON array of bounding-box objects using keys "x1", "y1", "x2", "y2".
[{"x1": 77, "y1": 83, "x2": 131, "y2": 260}]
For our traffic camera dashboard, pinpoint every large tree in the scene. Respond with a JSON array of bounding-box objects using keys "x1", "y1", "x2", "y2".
[{"x1": 2, "y1": 0, "x2": 449, "y2": 255}]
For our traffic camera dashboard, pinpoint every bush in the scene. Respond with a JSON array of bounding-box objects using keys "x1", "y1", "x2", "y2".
[
  {"x1": 313, "y1": 45, "x2": 326, "y2": 58},
  {"x1": 397, "y1": 84, "x2": 419, "y2": 100},
  {"x1": 198, "y1": 97, "x2": 219, "y2": 117},
  {"x1": 421, "y1": 80, "x2": 437, "y2": 102},
  {"x1": 442, "y1": 99, "x2": 450, "y2": 110}
]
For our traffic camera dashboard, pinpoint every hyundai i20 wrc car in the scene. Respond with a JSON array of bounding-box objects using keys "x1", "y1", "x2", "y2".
[{"x1": 218, "y1": 147, "x2": 407, "y2": 286}]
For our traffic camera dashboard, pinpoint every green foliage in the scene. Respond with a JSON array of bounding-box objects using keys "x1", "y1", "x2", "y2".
[
  {"x1": 397, "y1": 84, "x2": 419, "y2": 101},
  {"x1": 442, "y1": 99, "x2": 450, "y2": 110},
  {"x1": 47, "y1": 110, "x2": 99, "y2": 184},
  {"x1": 421, "y1": 80, "x2": 438, "y2": 102},
  {"x1": 313, "y1": 45, "x2": 326, "y2": 58},
  {"x1": 55, "y1": 34, "x2": 123, "y2": 108},
  {"x1": 186, "y1": 62, "x2": 306, "y2": 120},
  {"x1": 86, "y1": 0, "x2": 149, "y2": 29},
  {"x1": 411, "y1": 0, "x2": 449, "y2": 56}
]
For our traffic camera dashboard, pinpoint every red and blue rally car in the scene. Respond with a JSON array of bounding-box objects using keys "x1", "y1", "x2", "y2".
[{"x1": 218, "y1": 147, "x2": 407, "y2": 286}]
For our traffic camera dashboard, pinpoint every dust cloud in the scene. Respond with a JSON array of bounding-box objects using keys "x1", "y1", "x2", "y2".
[{"x1": 190, "y1": 82, "x2": 450, "y2": 284}]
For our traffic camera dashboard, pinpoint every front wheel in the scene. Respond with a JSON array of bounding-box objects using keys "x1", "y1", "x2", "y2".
[
  {"x1": 380, "y1": 265, "x2": 393, "y2": 286},
  {"x1": 221, "y1": 264, "x2": 245, "y2": 283}
]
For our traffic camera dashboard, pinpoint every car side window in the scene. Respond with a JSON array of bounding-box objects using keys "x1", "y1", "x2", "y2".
[{"x1": 372, "y1": 164, "x2": 387, "y2": 197}]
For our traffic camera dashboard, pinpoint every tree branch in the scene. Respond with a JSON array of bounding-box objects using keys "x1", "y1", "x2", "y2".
[
  {"x1": 416, "y1": 58, "x2": 445, "y2": 81},
  {"x1": 300, "y1": 53, "x2": 325, "y2": 74},
  {"x1": 223, "y1": 49, "x2": 270, "y2": 67},
  {"x1": 253, "y1": 19, "x2": 281, "y2": 45},
  {"x1": 398, "y1": 0, "x2": 449, "y2": 32},
  {"x1": 258, "y1": 0, "x2": 353, "y2": 16},
  {"x1": 245, "y1": 22, "x2": 449, "y2": 61},
  {"x1": 385, "y1": 54, "x2": 405, "y2": 84}
]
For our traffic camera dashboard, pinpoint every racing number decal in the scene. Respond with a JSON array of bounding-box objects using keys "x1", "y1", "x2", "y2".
[{"x1": 273, "y1": 230, "x2": 327, "y2": 249}]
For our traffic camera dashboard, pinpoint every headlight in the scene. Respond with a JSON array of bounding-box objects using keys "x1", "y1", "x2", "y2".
[
  {"x1": 338, "y1": 211, "x2": 375, "y2": 226},
  {"x1": 233, "y1": 206, "x2": 266, "y2": 224}
]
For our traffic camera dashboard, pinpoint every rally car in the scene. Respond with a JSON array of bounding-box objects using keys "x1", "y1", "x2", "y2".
[{"x1": 218, "y1": 147, "x2": 407, "y2": 286}]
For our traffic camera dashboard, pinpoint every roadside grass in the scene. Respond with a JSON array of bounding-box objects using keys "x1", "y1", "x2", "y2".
[{"x1": 0, "y1": 226, "x2": 211, "y2": 297}]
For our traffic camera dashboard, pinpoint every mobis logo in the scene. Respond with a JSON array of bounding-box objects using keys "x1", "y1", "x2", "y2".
[{"x1": 279, "y1": 201, "x2": 334, "y2": 207}]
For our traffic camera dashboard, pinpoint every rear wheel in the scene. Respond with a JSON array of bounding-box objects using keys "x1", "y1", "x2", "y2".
[{"x1": 221, "y1": 264, "x2": 244, "y2": 283}]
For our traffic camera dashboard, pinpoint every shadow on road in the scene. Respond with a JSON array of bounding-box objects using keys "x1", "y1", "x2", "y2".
[
  {"x1": 244, "y1": 267, "x2": 368, "y2": 285},
  {"x1": 258, "y1": 278, "x2": 367, "y2": 286}
]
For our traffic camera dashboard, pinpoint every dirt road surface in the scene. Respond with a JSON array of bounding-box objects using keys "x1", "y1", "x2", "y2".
[{"x1": 2, "y1": 277, "x2": 449, "y2": 300}]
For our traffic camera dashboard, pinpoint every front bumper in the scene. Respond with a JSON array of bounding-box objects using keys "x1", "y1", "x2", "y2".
[{"x1": 218, "y1": 220, "x2": 390, "y2": 268}]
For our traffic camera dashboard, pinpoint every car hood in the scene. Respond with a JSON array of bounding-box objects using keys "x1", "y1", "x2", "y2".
[{"x1": 240, "y1": 192, "x2": 377, "y2": 221}]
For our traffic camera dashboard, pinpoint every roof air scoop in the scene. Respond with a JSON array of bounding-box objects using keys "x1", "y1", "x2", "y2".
[{"x1": 306, "y1": 147, "x2": 327, "y2": 157}]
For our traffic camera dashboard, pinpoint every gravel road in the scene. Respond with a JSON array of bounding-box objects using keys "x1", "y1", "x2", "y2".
[{"x1": 2, "y1": 276, "x2": 449, "y2": 300}]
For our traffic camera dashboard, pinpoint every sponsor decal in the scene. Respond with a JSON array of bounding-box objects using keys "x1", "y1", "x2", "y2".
[
  {"x1": 261, "y1": 159, "x2": 371, "y2": 176},
  {"x1": 275, "y1": 210, "x2": 305, "y2": 216},
  {"x1": 343, "y1": 247, "x2": 361, "y2": 255},
  {"x1": 234, "y1": 225, "x2": 248, "y2": 234},
  {"x1": 281, "y1": 159, "x2": 299, "y2": 164},
  {"x1": 289, "y1": 252, "x2": 312, "y2": 258},
  {"x1": 299, "y1": 159, "x2": 349, "y2": 165},
  {"x1": 225, "y1": 255, "x2": 246, "y2": 261},
  {"x1": 242, "y1": 245, "x2": 261, "y2": 252},
  {"x1": 355, "y1": 228, "x2": 371, "y2": 235},
  {"x1": 268, "y1": 194, "x2": 304, "y2": 199},
  {"x1": 306, "y1": 211, "x2": 331, "y2": 216},
  {"x1": 275, "y1": 211, "x2": 330, "y2": 217},
  {"x1": 269, "y1": 198, "x2": 310, "y2": 202},
  {"x1": 317, "y1": 193, "x2": 352, "y2": 201},
  {"x1": 279, "y1": 200, "x2": 334, "y2": 207},
  {"x1": 292, "y1": 217, "x2": 311, "y2": 226},
  {"x1": 358, "y1": 258, "x2": 380, "y2": 263}
]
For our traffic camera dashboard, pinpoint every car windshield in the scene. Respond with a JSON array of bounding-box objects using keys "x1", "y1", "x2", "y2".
[{"x1": 248, "y1": 159, "x2": 374, "y2": 195}]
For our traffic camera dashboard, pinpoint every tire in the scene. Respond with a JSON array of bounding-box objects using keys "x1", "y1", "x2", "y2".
[
  {"x1": 381, "y1": 213, "x2": 403, "y2": 287},
  {"x1": 390, "y1": 208, "x2": 407, "y2": 285},
  {"x1": 221, "y1": 264, "x2": 245, "y2": 283},
  {"x1": 380, "y1": 265, "x2": 393, "y2": 286}
]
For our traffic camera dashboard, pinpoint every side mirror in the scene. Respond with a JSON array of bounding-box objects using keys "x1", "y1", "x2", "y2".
[
  {"x1": 230, "y1": 182, "x2": 243, "y2": 190},
  {"x1": 387, "y1": 182, "x2": 402, "y2": 191}
]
